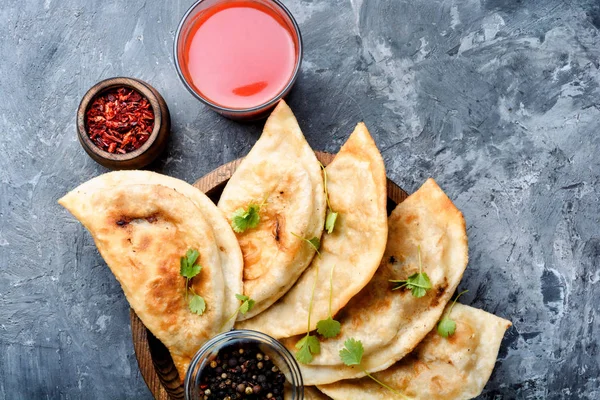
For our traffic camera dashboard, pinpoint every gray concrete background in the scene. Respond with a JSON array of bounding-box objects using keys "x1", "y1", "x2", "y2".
[{"x1": 1, "y1": 0, "x2": 599, "y2": 398}]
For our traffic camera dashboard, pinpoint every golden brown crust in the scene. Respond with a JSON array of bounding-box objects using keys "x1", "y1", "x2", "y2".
[
  {"x1": 293, "y1": 178, "x2": 470, "y2": 385},
  {"x1": 318, "y1": 304, "x2": 512, "y2": 400},
  {"x1": 218, "y1": 100, "x2": 326, "y2": 319},
  {"x1": 238, "y1": 123, "x2": 388, "y2": 338},
  {"x1": 59, "y1": 172, "x2": 243, "y2": 381}
]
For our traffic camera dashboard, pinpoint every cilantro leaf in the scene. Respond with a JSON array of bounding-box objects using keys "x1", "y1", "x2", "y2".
[
  {"x1": 389, "y1": 246, "x2": 432, "y2": 298},
  {"x1": 235, "y1": 293, "x2": 249, "y2": 302},
  {"x1": 339, "y1": 337, "x2": 411, "y2": 399},
  {"x1": 437, "y1": 317, "x2": 456, "y2": 338},
  {"x1": 189, "y1": 294, "x2": 206, "y2": 315},
  {"x1": 180, "y1": 261, "x2": 202, "y2": 279},
  {"x1": 316, "y1": 317, "x2": 341, "y2": 338},
  {"x1": 180, "y1": 249, "x2": 206, "y2": 314},
  {"x1": 186, "y1": 249, "x2": 199, "y2": 268},
  {"x1": 180, "y1": 249, "x2": 202, "y2": 279},
  {"x1": 221, "y1": 294, "x2": 256, "y2": 330},
  {"x1": 316, "y1": 264, "x2": 341, "y2": 339},
  {"x1": 339, "y1": 338, "x2": 364, "y2": 366},
  {"x1": 437, "y1": 289, "x2": 468, "y2": 338},
  {"x1": 231, "y1": 204, "x2": 260, "y2": 233},
  {"x1": 325, "y1": 211, "x2": 338, "y2": 234},
  {"x1": 320, "y1": 162, "x2": 339, "y2": 235},
  {"x1": 307, "y1": 237, "x2": 320, "y2": 252},
  {"x1": 235, "y1": 293, "x2": 255, "y2": 315},
  {"x1": 292, "y1": 233, "x2": 321, "y2": 256},
  {"x1": 295, "y1": 334, "x2": 321, "y2": 364},
  {"x1": 295, "y1": 262, "x2": 322, "y2": 364},
  {"x1": 406, "y1": 271, "x2": 432, "y2": 298},
  {"x1": 239, "y1": 298, "x2": 255, "y2": 315}
]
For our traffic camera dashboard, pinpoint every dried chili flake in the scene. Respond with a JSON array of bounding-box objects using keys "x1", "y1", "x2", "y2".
[{"x1": 85, "y1": 87, "x2": 155, "y2": 154}]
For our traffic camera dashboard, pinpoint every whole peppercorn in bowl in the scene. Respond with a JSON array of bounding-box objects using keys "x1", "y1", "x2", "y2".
[
  {"x1": 185, "y1": 330, "x2": 304, "y2": 400},
  {"x1": 76, "y1": 77, "x2": 171, "y2": 170}
]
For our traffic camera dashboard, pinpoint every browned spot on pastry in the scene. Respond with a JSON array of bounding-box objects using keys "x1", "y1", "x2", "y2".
[
  {"x1": 404, "y1": 214, "x2": 417, "y2": 224},
  {"x1": 149, "y1": 265, "x2": 183, "y2": 329},
  {"x1": 429, "y1": 279, "x2": 448, "y2": 308},
  {"x1": 116, "y1": 216, "x2": 131, "y2": 227},
  {"x1": 137, "y1": 235, "x2": 152, "y2": 251},
  {"x1": 273, "y1": 216, "x2": 281, "y2": 242}
]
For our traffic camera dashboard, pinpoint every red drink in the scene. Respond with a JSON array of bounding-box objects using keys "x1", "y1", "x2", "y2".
[{"x1": 175, "y1": 0, "x2": 302, "y2": 119}]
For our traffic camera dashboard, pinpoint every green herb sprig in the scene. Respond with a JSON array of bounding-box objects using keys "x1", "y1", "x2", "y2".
[
  {"x1": 230, "y1": 197, "x2": 268, "y2": 233},
  {"x1": 316, "y1": 265, "x2": 341, "y2": 338},
  {"x1": 437, "y1": 290, "x2": 468, "y2": 338},
  {"x1": 320, "y1": 163, "x2": 338, "y2": 234},
  {"x1": 295, "y1": 266, "x2": 321, "y2": 364},
  {"x1": 339, "y1": 338, "x2": 411, "y2": 399},
  {"x1": 221, "y1": 293, "x2": 256, "y2": 330},
  {"x1": 180, "y1": 249, "x2": 206, "y2": 315},
  {"x1": 389, "y1": 246, "x2": 432, "y2": 298},
  {"x1": 292, "y1": 232, "x2": 321, "y2": 256}
]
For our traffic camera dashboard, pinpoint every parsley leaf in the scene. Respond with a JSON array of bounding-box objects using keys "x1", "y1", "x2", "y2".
[
  {"x1": 317, "y1": 317, "x2": 341, "y2": 338},
  {"x1": 231, "y1": 204, "x2": 261, "y2": 233},
  {"x1": 339, "y1": 338, "x2": 364, "y2": 365},
  {"x1": 325, "y1": 211, "x2": 338, "y2": 234},
  {"x1": 295, "y1": 334, "x2": 321, "y2": 364},
  {"x1": 339, "y1": 338, "x2": 411, "y2": 399},
  {"x1": 437, "y1": 290, "x2": 468, "y2": 338},
  {"x1": 389, "y1": 245, "x2": 432, "y2": 298},
  {"x1": 189, "y1": 294, "x2": 206, "y2": 315},
  {"x1": 316, "y1": 265, "x2": 341, "y2": 338},
  {"x1": 321, "y1": 162, "x2": 339, "y2": 234}
]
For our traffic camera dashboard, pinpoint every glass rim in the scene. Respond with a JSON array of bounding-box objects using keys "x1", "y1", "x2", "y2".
[
  {"x1": 173, "y1": 0, "x2": 303, "y2": 114},
  {"x1": 184, "y1": 329, "x2": 304, "y2": 399}
]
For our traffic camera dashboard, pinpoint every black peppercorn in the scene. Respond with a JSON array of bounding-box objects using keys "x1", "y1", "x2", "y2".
[{"x1": 197, "y1": 342, "x2": 287, "y2": 400}]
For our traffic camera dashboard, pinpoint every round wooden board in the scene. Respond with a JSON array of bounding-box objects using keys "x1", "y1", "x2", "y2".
[{"x1": 130, "y1": 152, "x2": 409, "y2": 399}]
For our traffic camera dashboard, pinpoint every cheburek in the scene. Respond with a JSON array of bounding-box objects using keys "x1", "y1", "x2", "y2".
[
  {"x1": 304, "y1": 387, "x2": 332, "y2": 400},
  {"x1": 238, "y1": 122, "x2": 388, "y2": 338},
  {"x1": 318, "y1": 304, "x2": 512, "y2": 400},
  {"x1": 59, "y1": 173, "x2": 243, "y2": 380},
  {"x1": 285, "y1": 179, "x2": 468, "y2": 367},
  {"x1": 218, "y1": 100, "x2": 326, "y2": 319}
]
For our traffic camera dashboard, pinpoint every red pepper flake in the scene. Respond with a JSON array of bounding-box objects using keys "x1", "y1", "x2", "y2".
[{"x1": 85, "y1": 87, "x2": 155, "y2": 154}]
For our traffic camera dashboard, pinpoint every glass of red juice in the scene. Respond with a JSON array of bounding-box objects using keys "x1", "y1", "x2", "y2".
[{"x1": 174, "y1": 0, "x2": 302, "y2": 120}]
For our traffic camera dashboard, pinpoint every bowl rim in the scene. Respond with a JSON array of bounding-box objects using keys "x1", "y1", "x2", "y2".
[
  {"x1": 173, "y1": 0, "x2": 303, "y2": 115},
  {"x1": 76, "y1": 77, "x2": 163, "y2": 162},
  {"x1": 183, "y1": 329, "x2": 304, "y2": 399}
]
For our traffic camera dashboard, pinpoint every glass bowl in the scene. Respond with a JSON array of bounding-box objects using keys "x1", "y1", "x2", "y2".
[
  {"x1": 184, "y1": 329, "x2": 304, "y2": 399},
  {"x1": 173, "y1": 0, "x2": 303, "y2": 120}
]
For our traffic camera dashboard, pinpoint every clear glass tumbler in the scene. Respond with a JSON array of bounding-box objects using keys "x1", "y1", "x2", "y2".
[{"x1": 173, "y1": 0, "x2": 303, "y2": 120}]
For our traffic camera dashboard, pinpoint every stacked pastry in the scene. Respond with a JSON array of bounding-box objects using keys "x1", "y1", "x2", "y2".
[{"x1": 60, "y1": 100, "x2": 511, "y2": 399}]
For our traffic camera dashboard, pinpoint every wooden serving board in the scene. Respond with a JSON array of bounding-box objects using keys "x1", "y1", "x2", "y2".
[{"x1": 130, "y1": 152, "x2": 408, "y2": 399}]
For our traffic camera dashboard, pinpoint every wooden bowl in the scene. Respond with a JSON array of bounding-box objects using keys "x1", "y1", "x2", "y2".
[
  {"x1": 130, "y1": 152, "x2": 408, "y2": 399},
  {"x1": 76, "y1": 77, "x2": 171, "y2": 170}
]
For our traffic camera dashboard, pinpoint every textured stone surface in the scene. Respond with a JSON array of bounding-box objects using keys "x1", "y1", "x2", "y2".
[{"x1": 1, "y1": 0, "x2": 599, "y2": 398}]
